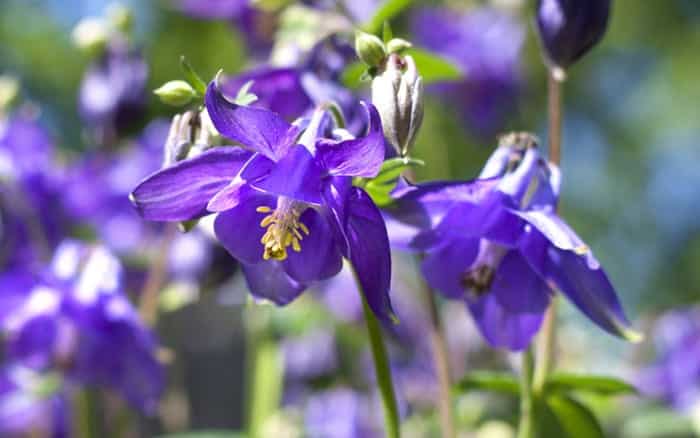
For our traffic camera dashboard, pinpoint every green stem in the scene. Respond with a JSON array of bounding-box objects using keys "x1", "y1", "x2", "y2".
[
  {"x1": 517, "y1": 349, "x2": 535, "y2": 438},
  {"x1": 353, "y1": 268, "x2": 401, "y2": 438},
  {"x1": 75, "y1": 388, "x2": 101, "y2": 438}
]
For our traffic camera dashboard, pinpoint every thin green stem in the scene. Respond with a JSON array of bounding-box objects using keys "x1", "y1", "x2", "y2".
[
  {"x1": 517, "y1": 349, "x2": 535, "y2": 438},
  {"x1": 138, "y1": 223, "x2": 178, "y2": 326},
  {"x1": 533, "y1": 298, "x2": 557, "y2": 394},
  {"x1": 75, "y1": 388, "x2": 101, "y2": 438},
  {"x1": 353, "y1": 268, "x2": 401, "y2": 438}
]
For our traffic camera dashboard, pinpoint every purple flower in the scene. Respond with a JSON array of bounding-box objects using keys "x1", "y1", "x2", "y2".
[
  {"x1": 131, "y1": 82, "x2": 394, "y2": 322},
  {"x1": 79, "y1": 40, "x2": 148, "y2": 133},
  {"x1": 176, "y1": 0, "x2": 248, "y2": 19},
  {"x1": 282, "y1": 329, "x2": 338, "y2": 380},
  {"x1": 389, "y1": 135, "x2": 639, "y2": 350},
  {"x1": 304, "y1": 388, "x2": 381, "y2": 438},
  {"x1": 0, "y1": 240, "x2": 164, "y2": 414},
  {"x1": 536, "y1": 0, "x2": 611, "y2": 73},
  {"x1": 637, "y1": 307, "x2": 700, "y2": 411},
  {"x1": 411, "y1": 7, "x2": 524, "y2": 137}
]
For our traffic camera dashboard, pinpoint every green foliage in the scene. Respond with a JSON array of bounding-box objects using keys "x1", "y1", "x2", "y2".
[
  {"x1": 456, "y1": 371, "x2": 520, "y2": 395},
  {"x1": 362, "y1": 0, "x2": 413, "y2": 34},
  {"x1": 546, "y1": 373, "x2": 638, "y2": 396},
  {"x1": 180, "y1": 56, "x2": 207, "y2": 96},
  {"x1": 543, "y1": 395, "x2": 605, "y2": 438},
  {"x1": 621, "y1": 408, "x2": 697, "y2": 438},
  {"x1": 360, "y1": 157, "x2": 424, "y2": 207},
  {"x1": 405, "y1": 48, "x2": 463, "y2": 83}
]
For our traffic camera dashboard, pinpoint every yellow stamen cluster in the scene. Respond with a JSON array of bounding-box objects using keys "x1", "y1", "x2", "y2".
[{"x1": 256, "y1": 205, "x2": 310, "y2": 261}]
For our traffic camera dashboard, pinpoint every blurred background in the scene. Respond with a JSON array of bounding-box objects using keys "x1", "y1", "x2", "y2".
[{"x1": 1, "y1": 0, "x2": 699, "y2": 437}]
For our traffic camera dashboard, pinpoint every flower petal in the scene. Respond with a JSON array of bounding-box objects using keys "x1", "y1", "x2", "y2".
[
  {"x1": 341, "y1": 188, "x2": 396, "y2": 324},
  {"x1": 130, "y1": 147, "x2": 252, "y2": 221},
  {"x1": 491, "y1": 250, "x2": 551, "y2": 313},
  {"x1": 283, "y1": 209, "x2": 343, "y2": 283},
  {"x1": 314, "y1": 103, "x2": 385, "y2": 177},
  {"x1": 467, "y1": 292, "x2": 545, "y2": 351},
  {"x1": 214, "y1": 191, "x2": 277, "y2": 264},
  {"x1": 421, "y1": 238, "x2": 480, "y2": 299},
  {"x1": 205, "y1": 82, "x2": 299, "y2": 161},
  {"x1": 242, "y1": 262, "x2": 306, "y2": 305},
  {"x1": 252, "y1": 145, "x2": 323, "y2": 205},
  {"x1": 518, "y1": 211, "x2": 642, "y2": 342},
  {"x1": 207, "y1": 155, "x2": 275, "y2": 212}
]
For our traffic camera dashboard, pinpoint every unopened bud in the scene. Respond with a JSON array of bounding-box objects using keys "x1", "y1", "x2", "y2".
[
  {"x1": 536, "y1": 0, "x2": 611, "y2": 79},
  {"x1": 371, "y1": 54, "x2": 424, "y2": 156},
  {"x1": 72, "y1": 17, "x2": 109, "y2": 55},
  {"x1": 0, "y1": 75, "x2": 20, "y2": 111},
  {"x1": 355, "y1": 31, "x2": 387, "y2": 68},
  {"x1": 107, "y1": 3, "x2": 133, "y2": 33},
  {"x1": 154, "y1": 80, "x2": 197, "y2": 107},
  {"x1": 386, "y1": 38, "x2": 412, "y2": 54}
]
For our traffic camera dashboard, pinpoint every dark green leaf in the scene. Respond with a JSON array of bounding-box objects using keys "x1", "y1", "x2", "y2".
[
  {"x1": 362, "y1": 0, "x2": 413, "y2": 34},
  {"x1": 547, "y1": 373, "x2": 638, "y2": 396},
  {"x1": 382, "y1": 21, "x2": 393, "y2": 43},
  {"x1": 406, "y1": 48, "x2": 463, "y2": 84},
  {"x1": 455, "y1": 371, "x2": 519, "y2": 395},
  {"x1": 180, "y1": 55, "x2": 208, "y2": 96},
  {"x1": 546, "y1": 395, "x2": 605, "y2": 438}
]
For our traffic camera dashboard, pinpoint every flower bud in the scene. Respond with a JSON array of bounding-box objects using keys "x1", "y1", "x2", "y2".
[
  {"x1": 371, "y1": 54, "x2": 424, "y2": 156},
  {"x1": 536, "y1": 0, "x2": 611, "y2": 78},
  {"x1": 72, "y1": 17, "x2": 109, "y2": 56},
  {"x1": 0, "y1": 75, "x2": 19, "y2": 111},
  {"x1": 107, "y1": 2, "x2": 133, "y2": 33},
  {"x1": 355, "y1": 31, "x2": 387, "y2": 68},
  {"x1": 386, "y1": 38, "x2": 412, "y2": 54},
  {"x1": 154, "y1": 80, "x2": 197, "y2": 107}
]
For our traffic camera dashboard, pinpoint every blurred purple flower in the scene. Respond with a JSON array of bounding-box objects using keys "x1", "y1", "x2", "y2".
[
  {"x1": 282, "y1": 329, "x2": 337, "y2": 380},
  {"x1": 79, "y1": 40, "x2": 148, "y2": 134},
  {"x1": 304, "y1": 388, "x2": 381, "y2": 438},
  {"x1": 0, "y1": 240, "x2": 164, "y2": 414},
  {"x1": 637, "y1": 307, "x2": 700, "y2": 411},
  {"x1": 131, "y1": 82, "x2": 394, "y2": 322},
  {"x1": 389, "y1": 136, "x2": 639, "y2": 350},
  {"x1": 411, "y1": 7, "x2": 524, "y2": 137}
]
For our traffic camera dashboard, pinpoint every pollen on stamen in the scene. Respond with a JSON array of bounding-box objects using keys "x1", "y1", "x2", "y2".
[
  {"x1": 255, "y1": 201, "x2": 310, "y2": 261},
  {"x1": 256, "y1": 206, "x2": 272, "y2": 213}
]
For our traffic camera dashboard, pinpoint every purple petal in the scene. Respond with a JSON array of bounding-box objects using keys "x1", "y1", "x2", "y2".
[
  {"x1": 491, "y1": 250, "x2": 550, "y2": 313},
  {"x1": 342, "y1": 188, "x2": 395, "y2": 324},
  {"x1": 421, "y1": 238, "x2": 480, "y2": 299},
  {"x1": 283, "y1": 209, "x2": 343, "y2": 283},
  {"x1": 205, "y1": 82, "x2": 299, "y2": 161},
  {"x1": 214, "y1": 191, "x2": 277, "y2": 264},
  {"x1": 252, "y1": 145, "x2": 323, "y2": 205},
  {"x1": 467, "y1": 292, "x2": 545, "y2": 351},
  {"x1": 315, "y1": 103, "x2": 385, "y2": 177},
  {"x1": 518, "y1": 211, "x2": 641, "y2": 342},
  {"x1": 207, "y1": 155, "x2": 275, "y2": 212},
  {"x1": 242, "y1": 262, "x2": 306, "y2": 305},
  {"x1": 130, "y1": 147, "x2": 251, "y2": 221}
]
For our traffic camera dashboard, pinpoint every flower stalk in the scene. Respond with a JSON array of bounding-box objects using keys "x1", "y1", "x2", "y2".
[
  {"x1": 517, "y1": 348, "x2": 536, "y2": 438},
  {"x1": 138, "y1": 223, "x2": 179, "y2": 326},
  {"x1": 354, "y1": 267, "x2": 401, "y2": 438}
]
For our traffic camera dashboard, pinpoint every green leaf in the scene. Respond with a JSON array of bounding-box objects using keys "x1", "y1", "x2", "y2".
[
  {"x1": 382, "y1": 21, "x2": 393, "y2": 43},
  {"x1": 406, "y1": 48, "x2": 463, "y2": 84},
  {"x1": 545, "y1": 395, "x2": 605, "y2": 438},
  {"x1": 362, "y1": 0, "x2": 413, "y2": 34},
  {"x1": 455, "y1": 371, "x2": 519, "y2": 395},
  {"x1": 180, "y1": 55, "x2": 208, "y2": 96},
  {"x1": 621, "y1": 408, "x2": 697, "y2": 438},
  {"x1": 362, "y1": 157, "x2": 424, "y2": 207},
  {"x1": 341, "y1": 61, "x2": 369, "y2": 89},
  {"x1": 156, "y1": 431, "x2": 245, "y2": 438},
  {"x1": 546, "y1": 373, "x2": 638, "y2": 396}
]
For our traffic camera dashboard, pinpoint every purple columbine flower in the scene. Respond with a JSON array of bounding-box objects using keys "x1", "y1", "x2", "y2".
[
  {"x1": 79, "y1": 39, "x2": 148, "y2": 134},
  {"x1": 536, "y1": 0, "x2": 611, "y2": 75},
  {"x1": 637, "y1": 307, "x2": 700, "y2": 411},
  {"x1": 388, "y1": 134, "x2": 640, "y2": 350},
  {"x1": 0, "y1": 240, "x2": 164, "y2": 415},
  {"x1": 411, "y1": 7, "x2": 524, "y2": 137},
  {"x1": 130, "y1": 81, "x2": 395, "y2": 322}
]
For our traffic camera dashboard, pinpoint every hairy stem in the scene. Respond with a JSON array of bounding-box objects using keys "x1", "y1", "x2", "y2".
[
  {"x1": 138, "y1": 223, "x2": 178, "y2": 326},
  {"x1": 353, "y1": 267, "x2": 401, "y2": 438}
]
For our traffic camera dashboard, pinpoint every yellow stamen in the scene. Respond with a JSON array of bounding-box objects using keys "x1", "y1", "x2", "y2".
[
  {"x1": 256, "y1": 199, "x2": 310, "y2": 261},
  {"x1": 256, "y1": 206, "x2": 272, "y2": 213}
]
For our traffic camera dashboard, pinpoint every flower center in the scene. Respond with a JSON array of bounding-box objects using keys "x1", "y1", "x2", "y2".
[
  {"x1": 461, "y1": 241, "x2": 508, "y2": 298},
  {"x1": 256, "y1": 197, "x2": 310, "y2": 261}
]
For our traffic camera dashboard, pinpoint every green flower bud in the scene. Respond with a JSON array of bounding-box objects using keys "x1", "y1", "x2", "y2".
[
  {"x1": 386, "y1": 38, "x2": 412, "y2": 54},
  {"x1": 154, "y1": 80, "x2": 198, "y2": 107},
  {"x1": 107, "y1": 2, "x2": 133, "y2": 33},
  {"x1": 355, "y1": 31, "x2": 387, "y2": 68},
  {"x1": 0, "y1": 75, "x2": 20, "y2": 111},
  {"x1": 72, "y1": 17, "x2": 109, "y2": 56}
]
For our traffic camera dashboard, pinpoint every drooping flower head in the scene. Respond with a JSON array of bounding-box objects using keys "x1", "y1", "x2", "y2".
[
  {"x1": 388, "y1": 133, "x2": 640, "y2": 350},
  {"x1": 131, "y1": 79, "x2": 395, "y2": 322},
  {"x1": 0, "y1": 240, "x2": 164, "y2": 436},
  {"x1": 536, "y1": 0, "x2": 612, "y2": 77}
]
